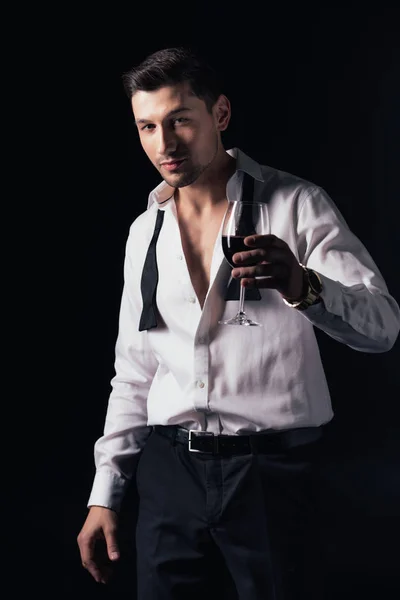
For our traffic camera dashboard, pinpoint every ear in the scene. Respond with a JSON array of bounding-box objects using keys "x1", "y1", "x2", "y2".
[{"x1": 213, "y1": 94, "x2": 231, "y2": 132}]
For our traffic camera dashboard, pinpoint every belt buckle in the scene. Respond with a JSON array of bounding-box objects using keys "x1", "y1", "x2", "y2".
[{"x1": 188, "y1": 430, "x2": 216, "y2": 453}]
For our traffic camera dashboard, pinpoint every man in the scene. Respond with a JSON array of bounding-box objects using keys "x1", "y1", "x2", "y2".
[{"x1": 77, "y1": 47, "x2": 400, "y2": 599}]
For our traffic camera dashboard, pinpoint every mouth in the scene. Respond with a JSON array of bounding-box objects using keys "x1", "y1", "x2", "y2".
[{"x1": 160, "y1": 158, "x2": 187, "y2": 172}]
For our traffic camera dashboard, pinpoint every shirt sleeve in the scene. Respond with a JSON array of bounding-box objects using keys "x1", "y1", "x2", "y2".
[
  {"x1": 87, "y1": 226, "x2": 159, "y2": 512},
  {"x1": 297, "y1": 186, "x2": 400, "y2": 352}
]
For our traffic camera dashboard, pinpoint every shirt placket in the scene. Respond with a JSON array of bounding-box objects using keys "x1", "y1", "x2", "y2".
[
  {"x1": 191, "y1": 219, "x2": 227, "y2": 421},
  {"x1": 166, "y1": 194, "x2": 235, "y2": 427},
  {"x1": 193, "y1": 331, "x2": 209, "y2": 412}
]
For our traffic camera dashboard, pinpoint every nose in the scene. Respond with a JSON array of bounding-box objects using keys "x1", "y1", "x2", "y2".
[{"x1": 157, "y1": 125, "x2": 178, "y2": 156}]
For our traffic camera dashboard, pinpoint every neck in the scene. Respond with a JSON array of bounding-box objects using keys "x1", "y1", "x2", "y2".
[{"x1": 174, "y1": 149, "x2": 236, "y2": 214}]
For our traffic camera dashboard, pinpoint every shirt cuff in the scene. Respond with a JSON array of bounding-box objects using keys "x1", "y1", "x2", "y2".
[
  {"x1": 317, "y1": 272, "x2": 347, "y2": 314},
  {"x1": 300, "y1": 271, "x2": 357, "y2": 324},
  {"x1": 87, "y1": 469, "x2": 130, "y2": 513}
]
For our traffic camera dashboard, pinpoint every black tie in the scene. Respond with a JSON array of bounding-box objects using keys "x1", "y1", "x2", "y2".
[
  {"x1": 138, "y1": 173, "x2": 261, "y2": 331},
  {"x1": 138, "y1": 209, "x2": 165, "y2": 332}
]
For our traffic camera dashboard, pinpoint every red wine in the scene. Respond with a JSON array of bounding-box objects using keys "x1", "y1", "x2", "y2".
[{"x1": 222, "y1": 235, "x2": 248, "y2": 267}]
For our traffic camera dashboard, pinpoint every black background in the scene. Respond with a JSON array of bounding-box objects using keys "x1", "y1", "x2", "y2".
[{"x1": 56, "y1": 4, "x2": 400, "y2": 598}]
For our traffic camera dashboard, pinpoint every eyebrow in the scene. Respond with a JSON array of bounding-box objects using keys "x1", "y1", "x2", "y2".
[{"x1": 135, "y1": 106, "x2": 193, "y2": 125}]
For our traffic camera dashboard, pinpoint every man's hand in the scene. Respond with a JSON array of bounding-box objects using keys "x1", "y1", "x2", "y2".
[
  {"x1": 77, "y1": 506, "x2": 120, "y2": 584},
  {"x1": 231, "y1": 234, "x2": 306, "y2": 300}
]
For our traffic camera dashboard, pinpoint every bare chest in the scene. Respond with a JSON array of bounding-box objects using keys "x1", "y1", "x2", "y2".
[{"x1": 178, "y1": 212, "x2": 225, "y2": 308}]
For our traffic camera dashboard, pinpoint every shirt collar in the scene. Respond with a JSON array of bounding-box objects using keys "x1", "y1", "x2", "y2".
[{"x1": 146, "y1": 147, "x2": 264, "y2": 209}]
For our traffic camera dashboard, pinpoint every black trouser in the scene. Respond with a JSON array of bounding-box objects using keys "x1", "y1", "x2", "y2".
[{"x1": 135, "y1": 426, "x2": 325, "y2": 600}]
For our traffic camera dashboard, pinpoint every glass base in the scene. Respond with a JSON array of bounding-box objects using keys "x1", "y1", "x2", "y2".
[{"x1": 218, "y1": 311, "x2": 262, "y2": 326}]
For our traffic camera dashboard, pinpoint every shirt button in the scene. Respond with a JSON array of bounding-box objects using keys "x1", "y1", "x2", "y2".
[
  {"x1": 188, "y1": 296, "x2": 196, "y2": 303},
  {"x1": 198, "y1": 381, "x2": 205, "y2": 389},
  {"x1": 177, "y1": 254, "x2": 183, "y2": 260}
]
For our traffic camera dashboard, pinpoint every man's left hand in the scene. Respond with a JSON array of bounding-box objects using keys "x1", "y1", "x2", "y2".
[{"x1": 231, "y1": 234, "x2": 306, "y2": 300}]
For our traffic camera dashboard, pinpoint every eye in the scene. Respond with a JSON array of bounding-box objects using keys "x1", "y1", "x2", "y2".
[
  {"x1": 173, "y1": 117, "x2": 189, "y2": 126},
  {"x1": 141, "y1": 124, "x2": 156, "y2": 131}
]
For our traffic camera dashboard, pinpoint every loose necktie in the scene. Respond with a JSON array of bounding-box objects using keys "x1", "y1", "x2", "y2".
[{"x1": 138, "y1": 209, "x2": 165, "y2": 331}]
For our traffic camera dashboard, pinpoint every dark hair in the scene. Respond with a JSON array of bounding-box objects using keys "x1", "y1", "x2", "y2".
[{"x1": 122, "y1": 47, "x2": 222, "y2": 113}]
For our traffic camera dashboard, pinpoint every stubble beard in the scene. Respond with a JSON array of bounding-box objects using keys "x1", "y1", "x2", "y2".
[{"x1": 163, "y1": 135, "x2": 220, "y2": 189}]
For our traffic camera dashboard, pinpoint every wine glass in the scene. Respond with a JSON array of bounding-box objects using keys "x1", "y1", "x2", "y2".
[{"x1": 219, "y1": 201, "x2": 269, "y2": 326}]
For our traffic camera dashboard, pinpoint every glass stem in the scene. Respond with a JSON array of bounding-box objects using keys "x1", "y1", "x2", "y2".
[{"x1": 238, "y1": 283, "x2": 246, "y2": 314}]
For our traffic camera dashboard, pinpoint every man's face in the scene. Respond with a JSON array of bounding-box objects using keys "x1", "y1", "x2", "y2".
[{"x1": 131, "y1": 82, "x2": 225, "y2": 188}]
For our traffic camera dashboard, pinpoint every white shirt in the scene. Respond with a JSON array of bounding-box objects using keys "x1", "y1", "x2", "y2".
[{"x1": 88, "y1": 148, "x2": 400, "y2": 511}]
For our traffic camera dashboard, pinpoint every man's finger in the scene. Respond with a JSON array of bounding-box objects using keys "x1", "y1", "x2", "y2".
[
  {"x1": 233, "y1": 247, "x2": 288, "y2": 266},
  {"x1": 242, "y1": 276, "x2": 281, "y2": 289},
  {"x1": 104, "y1": 527, "x2": 120, "y2": 562},
  {"x1": 78, "y1": 532, "x2": 96, "y2": 569},
  {"x1": 232, "y1": 248, "x2": 266, "y2": 264},
  {"x1": 82, "y1": 558, "x2": 105, "y2": 584},
  {"x1": 244, "y1": 234, "x2": 287, "y2": 249},
  {"x1": 78, "y1": 532, "x2": 106, "y2": 583},
  {"x1": 232, "y1": 263, "x2": 288, "y2": 280}
]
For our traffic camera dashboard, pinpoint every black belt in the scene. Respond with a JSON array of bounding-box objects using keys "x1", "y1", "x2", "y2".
[{"x1": 153, "y1": 425, "x2": 323, "y2": 455}]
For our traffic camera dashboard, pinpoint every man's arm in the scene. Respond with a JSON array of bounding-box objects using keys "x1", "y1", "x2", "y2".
[
  {"x1": 297, "y1": 185, "x2": 400, "y2": 352},
  {"x1": 87, "y1": 225, "x2": 159, "y2": 513},
  {"x1": 232, "y1": 185, "x2": 399, "y2": 352}
]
